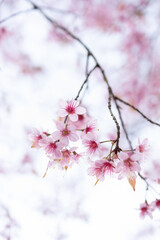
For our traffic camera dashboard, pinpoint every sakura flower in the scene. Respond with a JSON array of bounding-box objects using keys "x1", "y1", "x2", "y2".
[
  {"x1": 135, "y1": 138, "x2": 150, "y2": 161},
  {"x1": 81, "y1": 119, "x2": 98, "y2": 138},
  {"x1": 59, "y1": 147, "x2": 78, "y2": 169},
  {"x1": 42, "y1": 137, "x2": 63, "y2": 157},
  {"x1": 82, "y1": 133, "x2": 103, "y2": 156},
  {"x1": 29, "y1": 129, "x2": 48, "y2": 148},
  {"x1": 58, "y1": 99, "x2": 86, "y2": 122},
  {"x1": 52, "y1": 122, "x2": 79, "y2": 146},
  {"x1": 88, "y1": 158, "x2": 115, "y2": 181},
  {"x1": 139, "y1": 202, "x2": 153, "y2": 219},
  {"x1": 116, "y1": 152, "x2": 141, "y2": 180}
]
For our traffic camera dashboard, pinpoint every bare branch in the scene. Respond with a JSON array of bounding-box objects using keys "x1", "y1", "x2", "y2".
[
  {"x1": 75, "y1": 65, "x2": 98, "y2": 101},
  {"x1": 115, "y1": 96, "x2": 160, "y2": 127},
  {"x1": 0, "y1": 7, "x2": 35, "y2": 24}
]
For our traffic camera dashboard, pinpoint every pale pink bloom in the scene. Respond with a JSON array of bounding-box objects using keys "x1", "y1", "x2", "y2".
[
  {"x1": 59, "y1": 147, "x2": 78, "y2": 168},
  {"x1": 88, "y1": 159, "x2": 115, "y2": 181},
  {"x1": 58, "y1": 99, "x2": 86, "y2": 122},
  {"x1": 43, "y1": 137, "x2": 63, "y2": 157},
  {"x1": 139, "y1": 202, "x2": 153, "y2": 219},
  {"x1": 83, "y1": 134, "x2": 103, "y2": 156},
  {"x1": 116, "y1": 152, "x2": 141, "y2": 179},
  {"x1": 52, "y1": 122, "x2": 79, "y2": 146},
  {"x1": 29, "y1": 129, "x2": 48, "y2": 148},
  {"x1": 135, "y1": 138, "x2": 150, "y2": 161},
  {"x1": 81, "y1": 119, "x2": 97, "y2": 138}
]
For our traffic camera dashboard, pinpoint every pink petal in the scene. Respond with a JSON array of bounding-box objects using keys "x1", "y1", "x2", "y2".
[
  {"x1": 52, "y1": 131, "x2": 61, "y2": 140},
  {"x1": 69, "y1": 133, "x2": 79, "y2": 142},
  {"x1": 69, "y1": 113, "x2": 78, "y2": 122},
  {"x1": 118, "y1": 151, "x2": 128, "y2": 160},
  {"x1": 58, "y1": 109, "x2": 67, "y2": 117},
  {"x1": 59, "y1": 99, "x2": 67, "y2": 108},
  {"x1": 75, "y1": 106, "x2": 86, "y2": 114}
]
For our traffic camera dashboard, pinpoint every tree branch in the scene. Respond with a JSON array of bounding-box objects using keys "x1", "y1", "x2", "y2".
[{"x1": 115, "y1": 96, "x2": 160, "y2": 127}]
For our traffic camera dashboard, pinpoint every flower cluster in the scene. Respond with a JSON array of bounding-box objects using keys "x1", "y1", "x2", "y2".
[{"x1": 30, "y1": 99, "x2": 150, "y2": 191}]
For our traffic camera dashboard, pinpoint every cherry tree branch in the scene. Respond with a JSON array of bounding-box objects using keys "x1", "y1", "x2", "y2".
[
  {"x1": 75, "y1": 64, "x2": 98, "y2": 101},
  {"x1": 115, "y1": 96, "x2": 160, "y2": 127},
  {"x1": 0, "y1": 7, "x2": 35, "y2": 24}
]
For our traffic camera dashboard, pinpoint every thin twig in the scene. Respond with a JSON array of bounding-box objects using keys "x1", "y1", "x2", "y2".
[
  {"x1": 0, "y1": 7, "x2": 35, "y2": 24},
  {"x1": 115, "y1": 96, "x2": 160, "y2": 127},
  {"x1": 108, "y1": 89, "x2": 121, "y2": 151},
  {"x1": 75, "y1": 64, "x2": 98, "y2": 100}
]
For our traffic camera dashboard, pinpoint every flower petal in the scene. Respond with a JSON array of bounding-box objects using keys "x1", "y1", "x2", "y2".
[
  {"x1": 69, "y1": 113, "x2": 78, "y2": 122},
  {"x1": 75, "y1": 106, "x2": 86, "y2": 114}
]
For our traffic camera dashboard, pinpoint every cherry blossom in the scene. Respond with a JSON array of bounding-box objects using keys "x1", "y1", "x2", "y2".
[
  {"x1": 139, "y1": 202, "x2": 153, "y2": 219},
  {"x1": 116, "y1": 152, "x2": 141, "y2": 180},
  {"x1": 52, "y1": 122, "x2": 79, "y2": 146},
  {"x1": 42, "y1": 137, "x2": 64, "y2": 157},
  {"x1": 88, "y1": 158, "x2": 115, "y2": 181},
  {"x1": 82, "y1": 133, "x2": 103, "y2": 156},
  {"x1": 29, "y1": 129, "x2": 49, "y2": 149},
  {"x1": 58, "y1": 99, "x2": 86, "y2": 122},
  {"x1": 135, "y1": 138, "x2": 150, "y2": 161}
]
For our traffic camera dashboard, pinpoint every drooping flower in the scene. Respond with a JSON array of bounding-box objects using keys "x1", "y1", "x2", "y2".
[
  {"x1": 81, "y1": 119, "x2": 98, "y2": 137},
  {"x1": 58, "y1": 99, "x2": 86, "y2": 122},
  {"x1": 135, "y1": 138, "x2": 150, "y2": 161},
  {"x1": 139, "y1": 202, "x2": 153, "y2": 219},
  {"x1": 116, "y1": 152, "x2": 141, "y2": 180},
  {"x1": 42, "y1": 137, "x2": 63, "y2": 157},
  {"x1": 29, "y1": 129, "x2": 48, "y2": 148},
  {"x1": 88, "y1": 158, "x2": 115, "y2": 181}
]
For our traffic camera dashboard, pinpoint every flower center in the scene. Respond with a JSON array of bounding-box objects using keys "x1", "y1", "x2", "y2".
[
  {"x1": 139, "y1": 144, "x2": 144, "y2": 153},
  {"x1": 49, "y1": 142, "x2": 57, "y2": 149},
  {"x1": 90, "y1": 141, "x2": 98, "y2": 149},
  {"x1": 66, "y1": 106, "x2": 75, "y2": 114},
  {"x1": 62, "y1": 150, "x2": 70, "y2": 158},
  {"x1": 62, "y1": 129, "x2": 70, "y2": 136}
]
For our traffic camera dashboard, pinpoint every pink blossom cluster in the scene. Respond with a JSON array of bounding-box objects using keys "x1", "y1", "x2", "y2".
[
  {"x1": 30, "y1": 99, "x2": 149, "y2": 190},
  {"x1": 139, "y1": 199, "x2": 160, "y2": 219}
]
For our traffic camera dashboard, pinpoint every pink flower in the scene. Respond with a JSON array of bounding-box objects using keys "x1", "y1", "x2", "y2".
[
  {"x1": 88, "y1": 159, "x2": 115, "y2": 181},
  {"x1": 58, "y1": 99, "x2": 86, "y2": 122},
  {"x1": 81, "y1": 119, "x2": 97, "y2": 137},
  {"x1": 139, "y1": 202, "x2": 153, "y2": 219},
  {"x1": 29, "y1": 129, "x2": 48, "y2": 148},
  {"x1": 116, "y1": 152, "x2": 141, "y2": 179},
  {"x1": 42, "y1": 137, "x2": 63, "y2": 157},
  {"x1": 52, "y1": 122, "x2": 79, "y2": 146},
  {"x1": 135, "y1": 138, "x2": 150, "y2": 161},
  {"x1": 83, "y1": 134, "x2": 103, "y2": 156}
]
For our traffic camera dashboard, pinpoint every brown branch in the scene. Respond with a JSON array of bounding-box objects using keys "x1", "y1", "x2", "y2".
[
  {"x1": 75, "y1": 64, "x2": 98, "y2": 100},
  {"x1": 115, "y1": 96, "x2": 160, "y2": 127},
  {"x1": 108, "y1": 89, "x2": 121, "y2": 151},
  {"x1": 0, "y1": 7, "x2": 35, "y2": 24}
]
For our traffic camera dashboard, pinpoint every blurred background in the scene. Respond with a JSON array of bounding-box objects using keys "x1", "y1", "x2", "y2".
[{"x1": 0, "y1": 0, "x2": 160, "y2": 239}]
